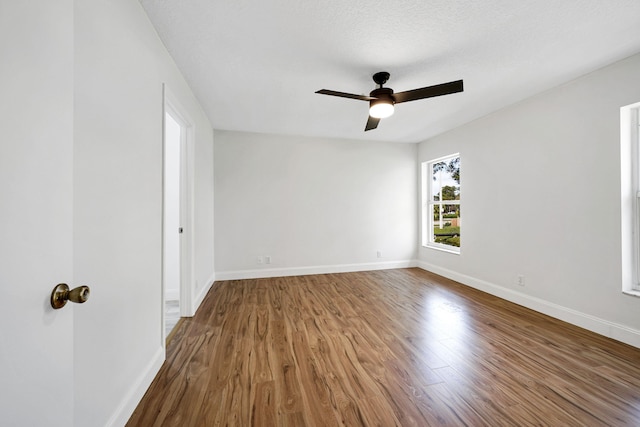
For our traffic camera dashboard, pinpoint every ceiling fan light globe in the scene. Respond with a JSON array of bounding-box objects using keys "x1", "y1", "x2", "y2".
[{"x1": 369, "y1": 101, "x2": 394, "y2": 119}]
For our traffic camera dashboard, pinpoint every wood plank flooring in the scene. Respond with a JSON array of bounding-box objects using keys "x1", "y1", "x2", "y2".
[{"x1": 127, "y1": 268, "x2": 640, "y2": 426}]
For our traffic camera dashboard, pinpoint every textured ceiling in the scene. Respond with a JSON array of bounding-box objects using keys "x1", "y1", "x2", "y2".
[{"x1": 140, "y1": 0, "x2": 640, "y2": 143}]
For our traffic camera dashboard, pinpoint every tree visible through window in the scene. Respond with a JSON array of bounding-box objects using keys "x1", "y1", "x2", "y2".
[{"x1": 422, "y1": 154, "x2": 460, "y2": 252}]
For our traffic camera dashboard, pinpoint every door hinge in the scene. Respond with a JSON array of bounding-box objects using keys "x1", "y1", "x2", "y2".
[{"x1": 179, "y1": 227, "x2": 183, "y2": 234}]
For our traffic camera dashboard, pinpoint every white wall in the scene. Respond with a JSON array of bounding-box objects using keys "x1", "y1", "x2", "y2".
[
  {"x1": 73, "y1": 0, "x2": 214, "y2": 425},
  {"x1": 214, "y1": 131, "x2": 417, "y2": 278},
  {"x1": 418, "y1": 53, "x2": 640, "y2": 347}
]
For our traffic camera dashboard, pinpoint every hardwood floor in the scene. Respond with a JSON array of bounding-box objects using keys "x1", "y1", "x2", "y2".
[{"x1": 128, "y1": 268, "x2": 640, "y2": 426}]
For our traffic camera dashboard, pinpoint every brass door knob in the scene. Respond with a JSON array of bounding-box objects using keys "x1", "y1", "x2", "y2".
[{"x1": 51, "y1": 284, "x2": 90, "y2": 309}]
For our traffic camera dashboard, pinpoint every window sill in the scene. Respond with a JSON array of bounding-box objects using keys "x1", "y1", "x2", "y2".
[
  {"x1": 623, "y1": 289, "x2": 640, "y2": 298},
  {"x1": 423, "y1": 244, "x2": 460, "y2": 255}
]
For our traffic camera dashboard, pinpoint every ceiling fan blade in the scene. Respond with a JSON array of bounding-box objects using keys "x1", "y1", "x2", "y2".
[
  {"x1": 393, "y1": 80, "x2": 463, "y2": 104},
  {"x1": 316, "y1": 89, "x2": 374, "y2": 101},
  {"x1": 365, "y1": 116, "x2": 380, "y2": 131}
]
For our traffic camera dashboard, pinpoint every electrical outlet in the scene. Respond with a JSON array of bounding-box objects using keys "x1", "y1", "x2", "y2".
[
  {"x1": 265, "y1": 256, "x2": 271, "y2": 264},
  {"x1": 377, "y1": 251, "x2": 382, "y2": 258},
  {"x1": 517, "y1": 275, "x2": 525, "y2": 286},
  {"x1": 257, "y1": 256, "x2": 263, "y2": 264}
]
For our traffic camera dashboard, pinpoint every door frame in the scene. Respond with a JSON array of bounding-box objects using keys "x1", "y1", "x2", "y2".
[{"x1": 162, "y1": 84, "x2": 195, "y2": 344}]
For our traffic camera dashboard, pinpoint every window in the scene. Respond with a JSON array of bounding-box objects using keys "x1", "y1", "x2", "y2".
[
  {"x1": 422, "y1": 154, "x2": 460, "y2": 253},
  {"x1": 622, "y1": 103, "x2": 640, "y2": 295}
]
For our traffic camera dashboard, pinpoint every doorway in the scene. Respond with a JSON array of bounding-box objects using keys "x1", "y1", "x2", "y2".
[
  {"x1": 163, "y1": 110, "x2": 182, "y2": 338},
  {"x1": 162, "y1": 86, "x2": 194, "y2": 345}
]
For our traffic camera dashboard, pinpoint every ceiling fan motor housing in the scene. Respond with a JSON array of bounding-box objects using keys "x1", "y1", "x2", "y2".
[{"x1": 370, "y1": 87, "x2": 395, "y2": 105}]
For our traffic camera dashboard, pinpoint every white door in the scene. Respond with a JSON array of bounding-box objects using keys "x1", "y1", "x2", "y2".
[{"x1": 0, "y1": 2, "x2": 75, "y2": 426}]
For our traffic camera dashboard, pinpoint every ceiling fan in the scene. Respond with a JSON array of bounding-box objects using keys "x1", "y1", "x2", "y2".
[{"x1": 316, "y1": 72, "x2": 464, "y2": 131}]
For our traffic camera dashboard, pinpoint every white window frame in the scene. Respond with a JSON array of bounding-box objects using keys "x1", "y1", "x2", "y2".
[
  {"x1": 422, "y1": 153, "x2": 461, "y2": 254},
  {"x1": 621, "y1": 103, "x2": 640, "y2": 296}
]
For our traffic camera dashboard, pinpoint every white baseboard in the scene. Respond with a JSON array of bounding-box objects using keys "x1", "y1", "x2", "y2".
[
  {"x1": 106, "y1": 346, "x2": 165, "y2": 427},
  {"x1": 215, "y1": 260, "x2": 417, "y2": 281},
  {"x1": 192, "y1": 272, "x2": 216, "y2": 313},
  {"x1": 416, "y1": 260, "x2": 640, "y2": 349},
  {"x1": 106, "y1": 271, "x2": 217, "y2": 425}
]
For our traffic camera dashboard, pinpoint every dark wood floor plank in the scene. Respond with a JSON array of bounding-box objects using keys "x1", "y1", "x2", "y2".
[{"x1": 127, "y1": 268, "x2": 640, "y2": 426}]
